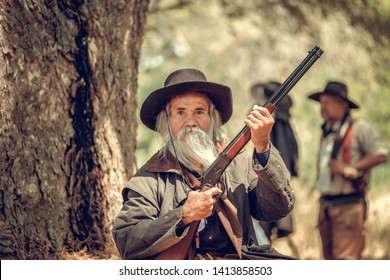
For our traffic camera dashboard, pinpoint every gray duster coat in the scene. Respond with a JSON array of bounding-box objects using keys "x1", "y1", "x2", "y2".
[{"x1": 112, "y1": 143, "x2": 294, "y2": 259}]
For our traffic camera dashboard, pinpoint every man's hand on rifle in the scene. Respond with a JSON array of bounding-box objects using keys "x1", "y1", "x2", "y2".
[
  {"x1": 181, "y1": 187, "x2": 222, "y2": 225},
  {"x1": 245, "y1": 105, "x2": 274, "y2": 153}
]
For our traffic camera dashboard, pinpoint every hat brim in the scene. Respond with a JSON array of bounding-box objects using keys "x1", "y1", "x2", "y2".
[
  {"x1": 140, "y1": 81, "x2": 233, "y2": 131},
  {"x1": 308, "y1": 92, "x2": 359, "y2": 109}
]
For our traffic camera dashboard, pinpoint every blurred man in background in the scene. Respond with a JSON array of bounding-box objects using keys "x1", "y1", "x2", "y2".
[{"x1": 308, "y1": 81, "x2": 388, "y2": 260}]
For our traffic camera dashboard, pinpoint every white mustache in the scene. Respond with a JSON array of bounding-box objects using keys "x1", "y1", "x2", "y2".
[{"x1": 179, "y1": 126, "x2": 204, "y2": 139}]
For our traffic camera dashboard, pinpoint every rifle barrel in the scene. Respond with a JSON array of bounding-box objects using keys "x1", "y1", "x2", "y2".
[{"x1": 201, "y1": 46, "x2": 324, "y2": 188}]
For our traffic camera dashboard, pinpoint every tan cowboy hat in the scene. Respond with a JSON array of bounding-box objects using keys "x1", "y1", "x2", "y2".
[
  {"x1": 140, "y1": 68, "x2": 233, "y2": 131},
  {"x1": 308, "y1": 81, "x2": 359, "y2": 109}
]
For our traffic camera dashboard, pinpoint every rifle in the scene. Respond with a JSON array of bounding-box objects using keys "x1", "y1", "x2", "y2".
[{"x1": 156, "y1": 46, "x2": 324, "y2": 260}]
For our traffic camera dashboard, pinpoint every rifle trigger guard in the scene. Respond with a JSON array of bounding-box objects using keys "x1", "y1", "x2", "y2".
[
  {"x1": 216, "y1": 180, "x2": 226, "y2": 198},
  {"x1": 202, "y1": 181, "x2": 226, "y2": 198}
]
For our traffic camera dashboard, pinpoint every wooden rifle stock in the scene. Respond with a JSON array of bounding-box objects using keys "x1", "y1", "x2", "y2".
[{"x1": 155, "y1": 46, "x2": 323, "y2": 260}]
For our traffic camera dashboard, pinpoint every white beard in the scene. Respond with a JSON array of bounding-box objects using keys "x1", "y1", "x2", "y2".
[{"x1": 169, "y1": 126, "x2": 218, "y2": 174}]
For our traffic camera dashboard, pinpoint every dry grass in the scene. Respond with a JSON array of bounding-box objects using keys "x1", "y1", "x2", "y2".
[{"x1": 62, "y1": 243, "x2": 121, "y2": 260}]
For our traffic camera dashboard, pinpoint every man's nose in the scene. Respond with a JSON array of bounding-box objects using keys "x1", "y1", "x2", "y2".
[{"x1": 184, "y1": 115, "x2": 197, "y2": 127}]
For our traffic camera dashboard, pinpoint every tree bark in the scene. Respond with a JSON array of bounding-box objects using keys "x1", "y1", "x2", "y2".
[{"x1": 0, "y1": 0, "x2": 149, "y2": 259}]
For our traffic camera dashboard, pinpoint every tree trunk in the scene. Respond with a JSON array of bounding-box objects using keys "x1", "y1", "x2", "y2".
[{"x1": 0, "y1": 0, "x2": 149, "y2": 259}]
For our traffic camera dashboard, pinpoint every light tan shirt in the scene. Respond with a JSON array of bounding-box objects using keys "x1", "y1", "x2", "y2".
[{"x1": 316, "y1": 118, "x2": 388, "y2": 195}]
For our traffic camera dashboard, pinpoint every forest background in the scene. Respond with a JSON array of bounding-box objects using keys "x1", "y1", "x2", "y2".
[
  {"x1": 1, "y1": 0, "x2": 389, "y2": 260},
  {"x1": 136, "y1": 0, "x2": 390, "y2": 260}
]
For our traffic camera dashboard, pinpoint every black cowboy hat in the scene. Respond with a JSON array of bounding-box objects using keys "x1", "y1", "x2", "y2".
[
  {"x1": 140, "y1": 68, "x2": 233, "y2": 131},
  {"x1": 251, "y1": 81, "x2": 281, "y2": 100},
  {"x1": 308, "y1": 81, "x2": 359, "y2": 109},
  {"x1": 250, "y1": 81, "x2": 292, "y2": 110}
]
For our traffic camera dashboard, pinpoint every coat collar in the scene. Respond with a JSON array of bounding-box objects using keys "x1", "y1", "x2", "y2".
[
  {"x1": 145, "y1": 150, "x2": 182, "y2": 174},
  {"x1": 146, "y1": 150, "x2": 203, "y2": 191}
]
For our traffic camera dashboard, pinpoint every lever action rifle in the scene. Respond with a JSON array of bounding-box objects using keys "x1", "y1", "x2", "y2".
[{"x1": 156, "y1": 46, "x2": 324, "y2": 260}]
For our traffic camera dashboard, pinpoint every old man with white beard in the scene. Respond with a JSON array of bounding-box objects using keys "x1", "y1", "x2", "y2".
[{"x1": 112, "y1": 68, "x2": 295, "y2": 260}]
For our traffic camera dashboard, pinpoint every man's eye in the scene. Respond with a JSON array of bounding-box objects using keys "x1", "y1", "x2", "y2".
[{"x1": 195, "y1": 110, "x2": 204, "y2": 115}]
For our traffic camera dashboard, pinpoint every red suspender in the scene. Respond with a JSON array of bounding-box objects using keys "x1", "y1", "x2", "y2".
[{"x1": 342, "y1": 120, "x2": 355, "y2": 164}]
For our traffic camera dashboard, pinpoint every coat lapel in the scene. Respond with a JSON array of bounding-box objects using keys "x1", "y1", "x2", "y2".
[{"x1": 215, "y1": 197, "x2": 243, "y2": 258}]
